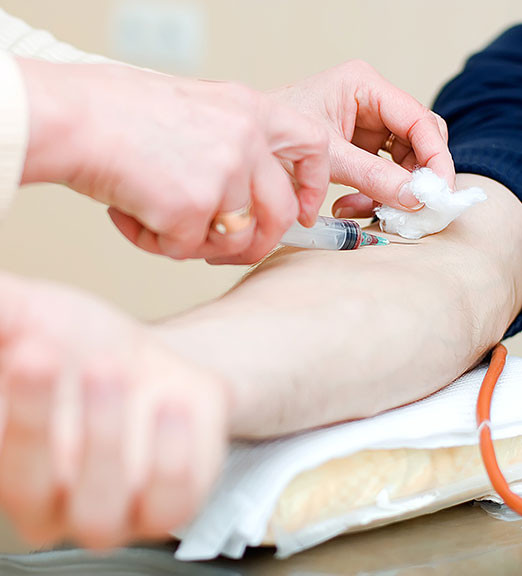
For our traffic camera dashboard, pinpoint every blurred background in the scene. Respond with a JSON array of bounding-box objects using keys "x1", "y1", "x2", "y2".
[{"x1": 0, "y1": 0, "x2": 521, "y2": 552}]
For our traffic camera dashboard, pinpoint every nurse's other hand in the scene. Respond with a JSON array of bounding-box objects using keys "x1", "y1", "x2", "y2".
[
  {"x1": 271, "y1": 60, "x2": 455, "y2": 217},
  {"x1": 0, "y1": 275, "x2": 227, "y2": 548},
  {"x1": 19, "y1": 60, "x2": 329, "y2": 265}
]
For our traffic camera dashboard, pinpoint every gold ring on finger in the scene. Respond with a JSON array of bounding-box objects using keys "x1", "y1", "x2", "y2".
[{"x1": 210, "y1": 202, "x2": 254, "y2": 235}]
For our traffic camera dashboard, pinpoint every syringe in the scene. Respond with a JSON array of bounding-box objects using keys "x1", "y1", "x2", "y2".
[{"x1": 281, "y1": 216, "x2": 389, "y2": 251}]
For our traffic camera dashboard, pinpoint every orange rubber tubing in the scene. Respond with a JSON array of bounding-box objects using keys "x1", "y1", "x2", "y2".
[{"x1": 476, "y1": 343, "x2": 522, "y2": 513}]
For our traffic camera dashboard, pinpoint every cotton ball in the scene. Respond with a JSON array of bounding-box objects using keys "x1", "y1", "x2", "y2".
[{"x1": 375, "y1": 168, "x2": 487, "y2": 240}]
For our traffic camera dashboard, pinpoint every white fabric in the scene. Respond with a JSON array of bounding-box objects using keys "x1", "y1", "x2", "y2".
[
  {"x1": 174, "y1": 356, "x2": 522, "y2": 561},
  {"x1": 375, "y1": 168, "x2": 487, "y2": 239}
]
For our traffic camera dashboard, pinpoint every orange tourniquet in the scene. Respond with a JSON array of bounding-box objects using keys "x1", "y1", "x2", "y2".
[{"x1": 476, "y1": 343, "x2": 522, "y2": 514}]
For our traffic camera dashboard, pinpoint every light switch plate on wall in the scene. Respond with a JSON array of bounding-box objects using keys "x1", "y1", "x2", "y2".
[{"x1": 109, "y1": 0, "x2": 206, "y2": 72}]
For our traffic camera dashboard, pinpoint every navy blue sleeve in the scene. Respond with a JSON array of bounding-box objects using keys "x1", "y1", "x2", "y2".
[{"x1": 433, "y1": 25, "x2": 522, "y2": 339}]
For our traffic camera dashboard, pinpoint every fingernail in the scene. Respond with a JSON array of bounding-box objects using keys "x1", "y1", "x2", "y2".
[
  {"x1": 398, "y1": 183, "x2": 424, "y2": 210},
  {"x1": 334, "y1": 207, "x2": 355, "y2": 219},
  {"x1": 301, "y1": 204, "x2": 317, "y2": 227}
]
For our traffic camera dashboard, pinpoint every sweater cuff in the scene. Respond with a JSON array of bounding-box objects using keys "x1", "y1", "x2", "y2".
[
  {"x1": 0, "y1": 51, "x2": 28, "y2": 218},
  {"x1": 448, "y1": 142, "x2": 522, "y2": 201}
]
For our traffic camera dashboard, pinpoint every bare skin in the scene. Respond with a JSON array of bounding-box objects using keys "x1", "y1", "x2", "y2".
[
  {"x1": 0, "y1": 174, "x2": 519, "y2": 548},
  {"x1": 158, "y1": 174, "x2": 522, "y2": 437},
  {"x1": 0, "y1": 279, "x2": 228, "y2": 548},
  {"x1": 17, "y1": 59, "x2": 453, "y2": 264}
]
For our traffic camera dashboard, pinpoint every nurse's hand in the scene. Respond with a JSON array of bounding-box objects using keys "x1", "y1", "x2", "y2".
[
  {"x1": 19, "y1": 60, "x2": 329, "y2": 265},
  {"x1": 271, "y1": 60, "x2": 455, "y2": 219},
  {"x1": 0, "y1": 274, "x2": 228, "y2": 548}
]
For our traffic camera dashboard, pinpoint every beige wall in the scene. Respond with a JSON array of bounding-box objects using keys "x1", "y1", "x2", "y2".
[{"x1": 0, "y1": 0, "x2": 521, "y2": 552}]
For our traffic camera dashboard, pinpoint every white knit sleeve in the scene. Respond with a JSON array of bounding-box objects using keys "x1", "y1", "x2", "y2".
[
  {"x1": 0, "y1": 8, "x2": 108, "y2": 63},
  {"x1": 0, "y1": 51, "x2": 28, "y2": 217},
  {"x1": 0, "y1": 8, "x2": 113, "y2": 218}
]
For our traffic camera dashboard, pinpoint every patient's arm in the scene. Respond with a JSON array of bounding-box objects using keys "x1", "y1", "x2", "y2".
[{"x1": 158, "y1": 174, "x2": 522, "y2": 437}]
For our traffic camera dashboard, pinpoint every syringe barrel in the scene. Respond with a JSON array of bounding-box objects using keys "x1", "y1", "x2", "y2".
[{"x1": 281, "y1": 216, "x2": 362, "y2": 250}]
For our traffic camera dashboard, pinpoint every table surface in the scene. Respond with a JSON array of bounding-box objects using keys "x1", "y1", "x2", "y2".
[{"x1": 1, "y1": 504, "x2": 522, "y2": 575}]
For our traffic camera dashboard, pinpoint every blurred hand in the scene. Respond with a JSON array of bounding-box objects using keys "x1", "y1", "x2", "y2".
[
  {"x1": 271, "y1": 60, "x2": 455, "y2": 219},
  {"x1": 0, "y1": 275, "x2": 227, "y2": 548},
  {"x1": 19, "y1": 60, "x2": 329, "y2": 265}
]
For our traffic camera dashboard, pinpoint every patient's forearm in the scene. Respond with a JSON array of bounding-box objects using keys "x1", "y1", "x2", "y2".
[{"x1": 157, "y1": 175, "x2": 522, "y2": 437}]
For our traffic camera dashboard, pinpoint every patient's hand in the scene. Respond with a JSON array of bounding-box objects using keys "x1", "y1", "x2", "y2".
[
  {"x1": 158, "y1": 175, "x2": 522, "y2": 437},
  {"x1": 0, "y1": 277, "x2": 227, "y2": 548}
]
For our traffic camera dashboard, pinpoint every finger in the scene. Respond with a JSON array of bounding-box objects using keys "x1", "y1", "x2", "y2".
[
  {"x1": 196, "y1": 140, "x2": 257, "y2": 260},
  {"x1": 0, "y1": 340, "x2": 63, "y2": 545},
  {"x1": 109, "y1": 208, "x2": 206, "y2": 261},
  {"x1": 331, "y1": 139, "x2": 423, "y2": 211},
  {"x1": 201, "y1": 218, "x2": 256, "y2": 261},
  {"x1": 109, "y1": 201, "x2": 213, "y2": 261},
  {"x1": 382, "y1": 134, "x2": 413, "y2": 167},
  {"x1": 382, "y1": 118, "x2": 452, "y2": 187},
  {"x1": 207, "y1": 153, "x2": 298, "y2": 265},
  {"x1": 108, "y1": 208, "x2": 163, "y2": 255},
  {"x1": 133, "y1": 409, "x2": 192, "y2": 538},
  {"x1": 155, "y1": 137, "x2": 259, "y2": 260},
  {"x1": 265, "y1": 103, "x2": 329, "y2": 227},
  {"x1": 68, "y1": 361, "x2": 130, "y2": 549},
  {"x1": 373, "y1": 84, "x2": 455, "y2": 187},
  {"x1": 399, "y1": 149, "x2": 418, "y2": 173},
  {"x1": 292, "y1": 153, "x2": 331, "y2": 227},
  {"x1": 132, "y1": 355, "x2": 226, "y2": 541},
  {"x1": 332, "y1": 192, "x2": 377, "y2": 219},
  {"x1": 353, "y1": 127, "x2": 389, "y2": 155},
  {"x1": 110, "y1": 208, "x2": 208, "y2": 261}
]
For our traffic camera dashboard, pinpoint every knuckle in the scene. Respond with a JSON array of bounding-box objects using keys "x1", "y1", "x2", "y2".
[
  {"x1": 419, "y1": 106, "x2": 438, "y2": 127},
  {"x1": 146, "y1": 194, "x2": 180, "y2": 232},
  {"x1": 185, "y1": 190, "x2": 214, "y2": 218},
  {"x1": 228, "y1": 82, "x2": 256, "y2": 107},
  {"x1": 220, "y1": 143, "x2": 248, "y2": 176},
  {"x1": 349, "y1": 59, "x2": 376, "y2": 76},
  {"x1": 233, "y1": 115, "x2": 260, "y2": 150},
  {"x1": 8, "y1": 346, "x2": 58, "y2": 387}
]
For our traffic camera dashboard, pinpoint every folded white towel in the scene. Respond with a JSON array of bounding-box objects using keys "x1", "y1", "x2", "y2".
[{"x1": 174, "y1": 356, "x2": 522, "y2": 561}]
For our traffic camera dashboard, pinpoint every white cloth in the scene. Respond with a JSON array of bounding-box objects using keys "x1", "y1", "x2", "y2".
[
  {"x1": 375, "y1": 168, "x2": 487, "y2": 239},
  {"x1": 174, "y1": 356, "x2": 522, "y2": 561}
]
